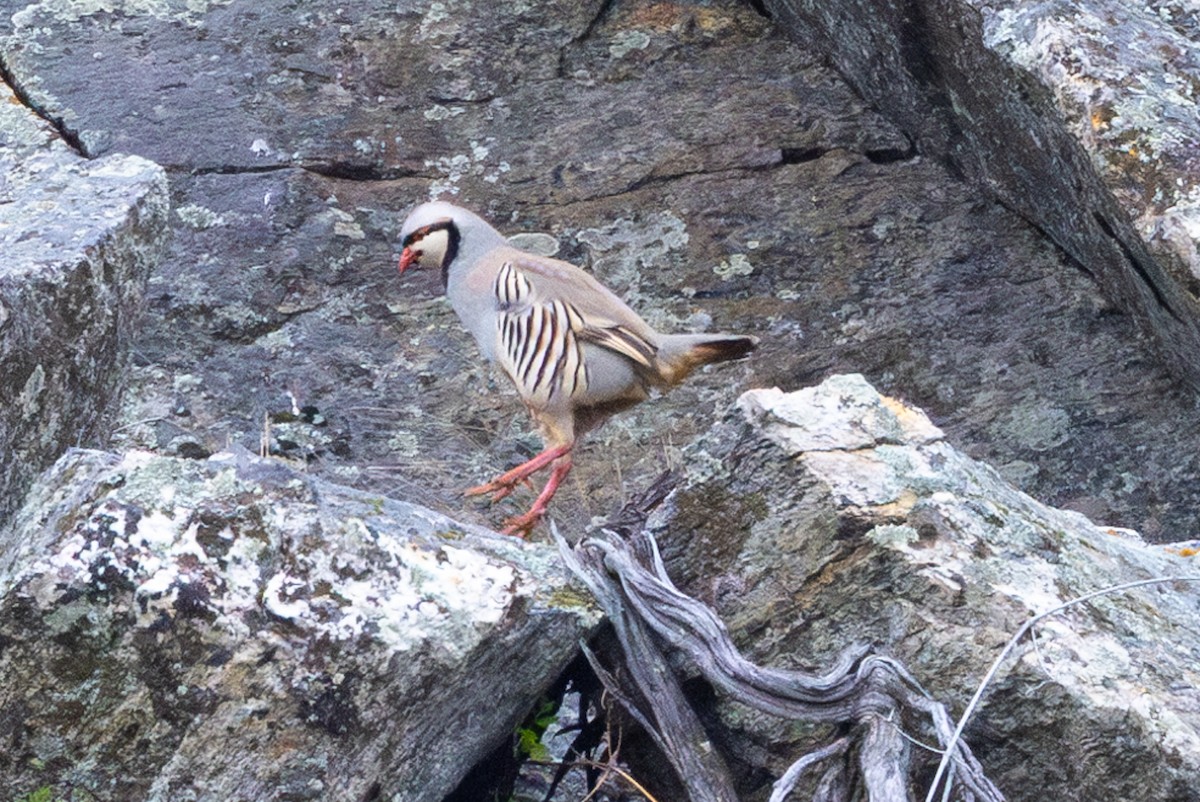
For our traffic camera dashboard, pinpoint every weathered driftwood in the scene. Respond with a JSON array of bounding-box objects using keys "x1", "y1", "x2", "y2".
[{"x1": 555, "y1": 524, "x2": 1004, "y2": 802}]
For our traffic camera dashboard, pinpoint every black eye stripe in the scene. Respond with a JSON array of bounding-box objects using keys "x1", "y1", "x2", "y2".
[{"x1": 401, "y1": 219, "x2": 453, "y2": 248}]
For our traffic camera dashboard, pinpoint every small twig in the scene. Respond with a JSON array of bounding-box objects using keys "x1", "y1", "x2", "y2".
[
  {"x1": 579, "y1": 642, "x2": 667, "y2": 753},
  {"x1": 530, "y1": 756, "x2": 662, "y2": 802},
  {"x1": 768, "y1": 736, "x2": 850, "y2": 802},
  {"x1": 529, "y1": 697, "x2": 660, "y2": 802},
  {"x1": 925, "y1": 574, "x2": 1200, "y2": 802},
  {"x1": 881, "y1": 710, "x2": 945, "y2": 756},
  {"x1": 1028, "y1": 620, "x2": 1046, "y2": 671},
  {"x1": 614, "y1": 457, "x2": 625, "y2": 508},
  {"x1": 579, "y1": 759, "x2": 661, "y2": 802}
]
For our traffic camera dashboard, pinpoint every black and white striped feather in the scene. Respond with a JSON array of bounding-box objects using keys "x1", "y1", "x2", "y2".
[{"x1": 492, "y1": 261, "x2": 658, "y2": 407}]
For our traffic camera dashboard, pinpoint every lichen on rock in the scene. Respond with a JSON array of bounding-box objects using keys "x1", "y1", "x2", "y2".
[
  {"x1": 648, "y1": 374, "x2": 1200, "y2": 800},
  {"x1": 0, "y1": 447, "x2": 599, "y2": 799}
]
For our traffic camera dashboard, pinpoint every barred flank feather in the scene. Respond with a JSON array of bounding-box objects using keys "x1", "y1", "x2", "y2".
[{"x1": 495, "y1": 293, "x2": 590, "y2": 407}]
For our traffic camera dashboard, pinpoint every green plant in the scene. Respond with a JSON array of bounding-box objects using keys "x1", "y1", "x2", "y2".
[
  {"x1": 513, "y1": 697, "x2": 557, "y2": 762},
  {"x1": 12, "y1": 787, "x2": 63, "y2": 802}
]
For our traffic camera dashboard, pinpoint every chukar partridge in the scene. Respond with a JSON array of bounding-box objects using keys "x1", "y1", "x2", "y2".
[{"x1": 397, "y1": 201, "x2": 757, "y2": 536}]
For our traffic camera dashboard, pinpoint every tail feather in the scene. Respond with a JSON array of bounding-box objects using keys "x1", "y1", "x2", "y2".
[{"x1": 657, "y1": 332, "x2": 758, "y2": 385}]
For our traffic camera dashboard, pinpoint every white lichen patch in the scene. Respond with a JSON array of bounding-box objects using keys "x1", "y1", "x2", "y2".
[
  {"x1": 11, "y1": 0, "x2": 235, "y2": 28},
  {"x1": 573, "y1": 212, "x2": 690, "y2": 325},
  {"x1": 415, "y1": 1, "x2": 452, "y2": 41},
  {"x1": 423, "y1": 104, "x2": 465, "y2": 121},
  {"x1": 713, "y1": 253, "x2": 754, "y2": 280},
  {"x1": 315, "y1": 206, "x2": 365, "y2": 239},
  {"x1": 609, "y1": 29, "x2": 652, "y2": 59},
  {"x1": 309, "y1": 525, "x2": 521, "y2": 657},
  {"x1": 739, "y1": 376, "x2": 943, "y2": 455},
  {"x1": 867, "y1": 523, "x2": 920, "y2": 548},
  {"x1": 18, "y1": 364, "x2": 46, "y2": 416},
  {"x1": 172, "y1": 373, "x2": 204, "y2": 393},
  {"x1": 0, "y1": 81, "x2": 57, "y2": 153},
  {"x1": 386, "y1": 430, "x2": 420, "y2": 457},
  {"x1": 10, "y1": 450, "x2": 571, "y2": 666},
  {"x1": 994, "y1": 402, "x2": 1071, "y2": 452},
  {"x1": 803, "y1": 450, "x2": 916, "y2": 509},
  {"x1": 424, "y1": 138, "x2": 508, "y2": 197},
  {"x1": 507, "y1": 232, "x2": 560, "y2": 257},
  {"x1": 263, "y1": 572, "x2": 312, "y2": 620},
  {"x1": 175, "y1": 203, "x2": 225, "y2": 230}
]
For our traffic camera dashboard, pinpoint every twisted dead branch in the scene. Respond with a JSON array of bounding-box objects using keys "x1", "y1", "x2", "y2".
[{"x1": 555, "y1": 523, "x2": 1005, "y2": 802}]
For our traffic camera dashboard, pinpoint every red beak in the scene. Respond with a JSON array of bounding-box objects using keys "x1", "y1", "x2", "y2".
[{"x1": 398, "y1": 246, "x2": 419, "y2": 275}]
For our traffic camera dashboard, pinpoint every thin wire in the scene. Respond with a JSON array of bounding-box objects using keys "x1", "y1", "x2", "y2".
[{"x1": 924, "y1": 574, "x2": 1200, "y2": 802}]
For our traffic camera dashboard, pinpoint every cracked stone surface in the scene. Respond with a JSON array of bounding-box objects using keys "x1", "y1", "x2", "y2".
[
  {"x1": 0, "y1": 447, "x2": 599, "y2": 800},
  {"x1": 976, "y1": 0, "x2": 1200, "y2": 286},
  {"x1": 0, "y1": 78, "x2": 168, "y2": 527},
  {"x1": 1, "y1": 1, "x2": 1198, "y2": 542},
  {"x1": 764, "y1": 0, "x2": 1200, "y2": 394}
]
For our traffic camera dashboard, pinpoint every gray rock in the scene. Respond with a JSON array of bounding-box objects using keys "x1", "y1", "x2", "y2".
[
  {"x1": 975, "y1": 0, "x2": 1200, "y2": 295},
  {"x1": 0, "y1": 447, "x2": 599, "y2": 800},
  {"x1": 763, "y1": 0, "x2": 1200, "y2": 391},
  {"x1": 4, "y1": 0, "x2": 1199, "y2": 796},
  {"x1": 1, "y1": 0, "x2": 1193, "y2": 539},
  {"x1": 0, "y1": 79, "x2": 168, "y2": 527},
  {"x1": 647, "y1": 374, "x2": 1200, "y2": 800}
]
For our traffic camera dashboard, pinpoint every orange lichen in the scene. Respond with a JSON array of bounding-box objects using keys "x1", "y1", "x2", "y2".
[{"x1": 1090, "y1": 105, "x2": 1115, "y2": 132}]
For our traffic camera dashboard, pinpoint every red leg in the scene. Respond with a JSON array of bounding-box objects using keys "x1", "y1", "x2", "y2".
[
  {"x1": 500, "y1": 455, "x2": 573, "y2": 537},
  {"x1": 465, "y1": 443, "x2": 572, "y2": 502}
]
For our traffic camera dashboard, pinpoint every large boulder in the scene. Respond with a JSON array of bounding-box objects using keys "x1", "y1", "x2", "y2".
[
  {"x1": 0, "y1": 80, "x2": 168, "y2": 526},
  {"x1": 0, "y1": 448, "x2": 599, "y2": 800},
  {"x1": 644, "y1": 374, "x2": 1200, "y2": 800}
]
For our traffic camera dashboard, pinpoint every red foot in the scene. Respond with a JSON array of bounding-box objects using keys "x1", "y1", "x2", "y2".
[
  {"x1": 499, "y1": 509, "x2": 543, "y2": 538},
  {"x1": 465, "y1": 444, "x2": 571, "y2": 502},
  {"x1": 497, "y1": 457, "x2": 572, "y2": 538}
]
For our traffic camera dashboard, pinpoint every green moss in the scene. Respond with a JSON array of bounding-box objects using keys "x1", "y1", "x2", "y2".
[
  {"x1": 11, "y1": 786, "x2": 64, "y2": 802},
  {"x1": 545, "y1": 586, "x2": 596, "y2": 613}
]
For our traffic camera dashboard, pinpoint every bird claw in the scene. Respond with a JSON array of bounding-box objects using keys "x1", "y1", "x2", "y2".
[
  {"x1": 464, "y1": 479, "x2": 516, "y2": 503},
  {"x1": 464, "y1": 475, "x2": 537, "y2": 503},
  {"x1": 465, "y1": 447, "x2": 572, "y2": 538},
  {"x1": 499, "y1": 508, "x2": 544, "y2": 538}
]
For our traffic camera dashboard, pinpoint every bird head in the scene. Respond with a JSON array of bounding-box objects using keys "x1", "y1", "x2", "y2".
[
  {"x1": 398, "y1": 213, "x2": 458, "y2": 276},
  {"x1": 396, "y1": 201, "x2": 507, "y2": 289}
]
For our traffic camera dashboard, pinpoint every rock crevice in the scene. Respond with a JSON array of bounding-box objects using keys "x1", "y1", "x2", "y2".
[{"x1": 764, "y1": 0, "x2": 1200, "y2": 390}]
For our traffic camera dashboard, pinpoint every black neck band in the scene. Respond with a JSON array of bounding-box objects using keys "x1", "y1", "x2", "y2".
[{"x1": 440, "y1": 222, "x2": 461, "y2": 290}]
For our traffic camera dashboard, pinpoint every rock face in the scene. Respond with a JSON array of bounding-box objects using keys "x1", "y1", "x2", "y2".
[
  {"x1": 2, "y1": 1, "x2": 1200, "y2": 795},
  {"x1": 764, "y1": 0, "x2": 1200, "y2": 390},
  {"x1": 0, "y1": 80, "x2": 168, "y2": 527},
  {"x1": 0, "y1": 448, "x2": 598, "y2": 801},
  {"x1": 2, "y1": 0, "x2": 1197, "y2": 539},
  {"x1": 646, "y1": 375, "x2": 1200, "y2": 801}
]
